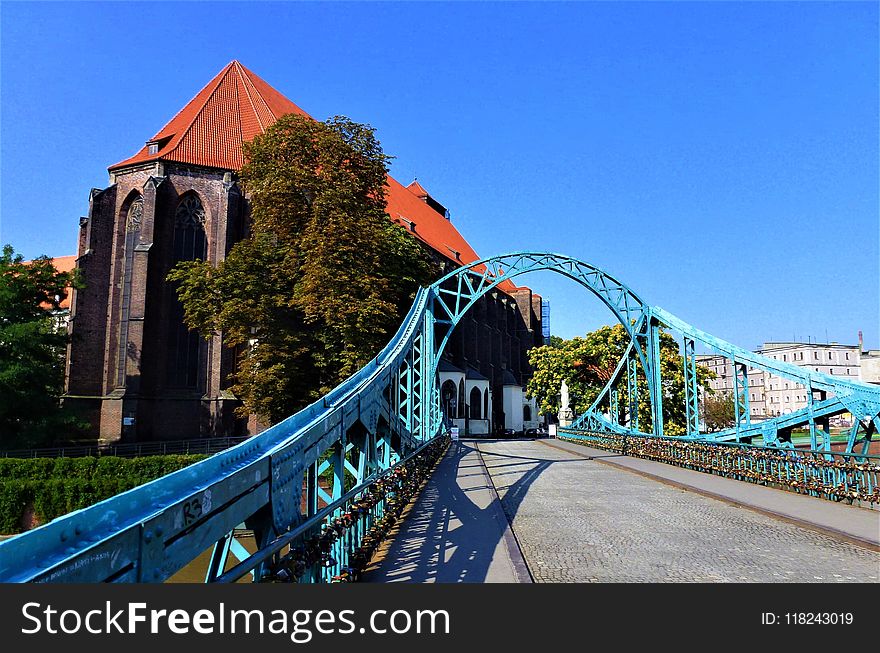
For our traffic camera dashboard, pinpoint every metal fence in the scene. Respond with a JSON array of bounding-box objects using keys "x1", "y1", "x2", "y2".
[
  {"x1": 558, "y1": 429, "x2": 880, "y2": 506},
  {"x1": 0, "y1": 436, "x2": 251, "y2": 459},
  {"x1": 216, "y1": 434, "x2": 450, "y2": 583}
]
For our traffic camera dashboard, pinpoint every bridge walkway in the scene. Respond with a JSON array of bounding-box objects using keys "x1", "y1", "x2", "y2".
[
  {"x1": 362, "y1": 440, "x2": 532, "y2": 582},
  {"x1": 364, "y1": 439, "x2": 880, "y2": 583}
]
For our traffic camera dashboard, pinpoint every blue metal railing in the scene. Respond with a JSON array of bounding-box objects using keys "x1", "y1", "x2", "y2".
[
  {"x1": 558, "y1": 429, "x2": 880, "y2": 506},
  {"x1": 216, "y1": 435, "x2": 449, "y2": 583}
]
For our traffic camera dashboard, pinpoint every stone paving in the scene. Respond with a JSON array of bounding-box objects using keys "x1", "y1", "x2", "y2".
[
  {"x1": 477, "y1": 439, "x2": 880, "y2": 583},
  {"x1": 363, "y1": 441, "x2": 531, "y2": 583}
]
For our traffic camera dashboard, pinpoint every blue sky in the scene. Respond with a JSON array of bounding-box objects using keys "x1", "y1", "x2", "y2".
[{"x1": 1, "y1": 2, "x2": 877, "y2": 350}]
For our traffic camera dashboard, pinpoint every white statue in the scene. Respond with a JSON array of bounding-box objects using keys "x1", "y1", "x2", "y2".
[{"x1": 558, "y1": 379, "x2": 574, "y2": 427}]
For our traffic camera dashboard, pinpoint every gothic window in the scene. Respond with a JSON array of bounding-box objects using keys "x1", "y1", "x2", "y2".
[
  {"x1": 441, "y1": 380, "x2": 457, "y2": 421},
  {"x1": 127, "y1": 197, "x2": 143, "y2": 232},
  {"x1": 484, "y1": 388, "x2": 489, "y2": 419},
  {"x1": 458, "y1": 379, "x2": 465, "y2": 419},
  {"x1": 168, "y1": 194, "x2": 207, "y2": 388},
  {"x1": 173, "y1": 194, "x2": 207, "y2": 262},
  {"x1": 523, "y1": 405, "x2": 532, "y2": 422},
  {"x1": 116, "y1": 195, "x2": 143, "y2": 387},
  {"x1": 470, "y1": 387, "x2": 482, "y2": 420}
]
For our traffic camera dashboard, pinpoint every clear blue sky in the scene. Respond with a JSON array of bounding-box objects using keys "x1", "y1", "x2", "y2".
[{"x1": 1, "y1": 2, "x2": 877, "y2": 350}]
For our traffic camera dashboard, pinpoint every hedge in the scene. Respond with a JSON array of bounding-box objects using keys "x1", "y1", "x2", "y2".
[{"x1": 0, "y1": 455, "x2": 206, "y2": 535}]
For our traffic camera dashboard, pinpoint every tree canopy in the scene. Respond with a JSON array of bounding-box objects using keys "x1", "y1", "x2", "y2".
[
  {"x1": 0, "y1": 245, "x2": 83, "y2": 448},
  {"x1": 169, "y1": 114, "x2": 436, "y2": 424},
  {"x1": 526, "y1": 324, "x2": 714, "y2": 435},
  {"x1": 702, "y1": 392, "x2": 736, "y2": 432}
]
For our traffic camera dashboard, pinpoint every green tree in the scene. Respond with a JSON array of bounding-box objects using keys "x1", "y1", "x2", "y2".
[
  {"x1": 526, "y1": 324, "x2": 714, "y2": 435},
  {"x1": 169, "y1": 114, "x2": 436, "y2": 424},
  {"x1": 0, "y1": 245, "x2": 83, "y2": 448},
  {"x1": 701, "y1": 392, "x2": 736, "y2": 432}
]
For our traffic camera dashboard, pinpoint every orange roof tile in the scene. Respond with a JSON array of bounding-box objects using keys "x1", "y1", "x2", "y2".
[
  {"x1": 108, "y1": 61, "x2": 519, "y2": 292},
  {"x1": 109, "y1": 61, "x2": 310, "y2": 171},
  {"x1": 406, "y1": 179, "x2": 429, "y2": 199}
]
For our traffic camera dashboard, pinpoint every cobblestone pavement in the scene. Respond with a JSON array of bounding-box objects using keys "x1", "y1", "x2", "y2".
[{"x1": 477, "y1": 440, "x2": 880, "y2": 583}]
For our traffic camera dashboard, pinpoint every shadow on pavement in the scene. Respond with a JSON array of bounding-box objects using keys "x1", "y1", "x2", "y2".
[{"x1": 363, "y1": 439, "x2": 586, "y2": 582}]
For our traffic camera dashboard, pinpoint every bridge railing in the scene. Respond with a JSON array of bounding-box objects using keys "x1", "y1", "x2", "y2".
[
  {"x1": 216, "y1": 435, "x2": 449, "y2": 583},
  {"x1": 558, "y1": 429, "x2": 880, "y2": 506}
]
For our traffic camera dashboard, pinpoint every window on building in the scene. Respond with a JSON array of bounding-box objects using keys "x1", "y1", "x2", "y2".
[
  {"x1": 814, "y1": 352, "x2": 819, "y2": 360},
  {"x1": 845, "y1": 352, "x2": 850, "y2": 360},
  {"x1": 470, "y1": 387, "x2": 482, "y2": 420},
  {"x1": 167, "y1": 194, "x2": 207, "y2": 388},
  {"x1": 484, "y1": 389, "x2": 489, "y2": 421},
  {"x1": 116, "y1": 195, "x2": 143, "y2": 387},
  {"x1": 523, "y1": 405, "x2": 531, "y2": 422},
  {"x1": 828, "y1": 351, "x2": 833, "y2": 360},
  {"x1": 441, "y1": 380, "x2": 457, "y2": 420},
  {"x1": 458, "y1": 380, "x2": 465, "y2": 419}
]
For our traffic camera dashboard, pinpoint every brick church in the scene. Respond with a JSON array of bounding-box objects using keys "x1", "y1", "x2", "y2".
[{"x1": 64, "y1": 61, "x2": 543, "y2": 443}]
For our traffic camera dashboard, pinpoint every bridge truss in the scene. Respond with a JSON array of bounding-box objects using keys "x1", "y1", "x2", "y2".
[{"x1": 0, "y1": 252, "x2": 877, "y2": 583}]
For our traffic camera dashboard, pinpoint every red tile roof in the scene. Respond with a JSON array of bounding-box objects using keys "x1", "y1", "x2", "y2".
[
  {"x1": 406, "y1": 179, "x2": 430, "y2": 200},
  {"x1": 109, "y1": 61, "x2": 311, "y2": 171},
  {"x1": 108, "y1": 61, "x2": 519, "y2": 292}
]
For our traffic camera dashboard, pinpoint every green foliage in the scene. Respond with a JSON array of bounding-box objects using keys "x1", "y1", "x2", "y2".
[
  {"x1": 0, "y1": 244, "x2": 86, "y2": 449},
  {"x1": 702, "y1": 392, "x2": 736, "y2": 432},
  {"x1": 526, "y1": 324, "x2": 714, "y2": 435},
  {"x1": 0, "y1": 454, "x2": 205, "y2": 534},
  {"x1": 169, "y1": 114, "x2": 436, "y2": 424},
  {"x1": 0, "y1": 482, "x2": 32, "y2": 534}
]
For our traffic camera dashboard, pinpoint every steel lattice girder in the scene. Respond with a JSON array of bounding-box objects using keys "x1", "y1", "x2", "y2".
[{"x1": 683, "y1": 337, "x2": 699, "y2": 434}]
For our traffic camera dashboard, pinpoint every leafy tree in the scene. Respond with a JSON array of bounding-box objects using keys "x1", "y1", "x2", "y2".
[
  {"x1": 169, "y1": 114, "x2": 436, "y2": 424},
  {"x1": 701, "y1": 392, "x2": 736, "y2": 432},
  {"x1": 0, "y1": 245, "x2": 83, "y2": 448},
  {"x1": 526, "y1": 324, "x2": 714, "y2": 435}
]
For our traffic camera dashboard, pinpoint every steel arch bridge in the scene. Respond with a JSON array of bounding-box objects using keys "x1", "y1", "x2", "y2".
[{"x1": 1, "y1": 252, "x2": 878, "y2": 583}]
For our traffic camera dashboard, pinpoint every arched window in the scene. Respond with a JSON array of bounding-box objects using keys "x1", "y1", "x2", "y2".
[
  {"x1": 116, "y1": 195, "x2": 143, "y2": 387},
  {"x1": 441, "y1": 380, "x2": 457, "y2": 421},
  {"x1": 173, "y1": 194, "x2": 207, "y2": 261},
  {"x1": 167, "y1": 194, "x2": 207, "y2": 388},
  {"x1": 458, "y1": 379, "x2": 465, "y2": 419},
  {"x1": 484, "y1": 389, "x2": 489, "y2": 420},
  {"x1": 470, "y1": 387, "x2": 482, "y2": 420},
  {"x1": 523, "y1": 405, "x2": 532, "y2": 422}
]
